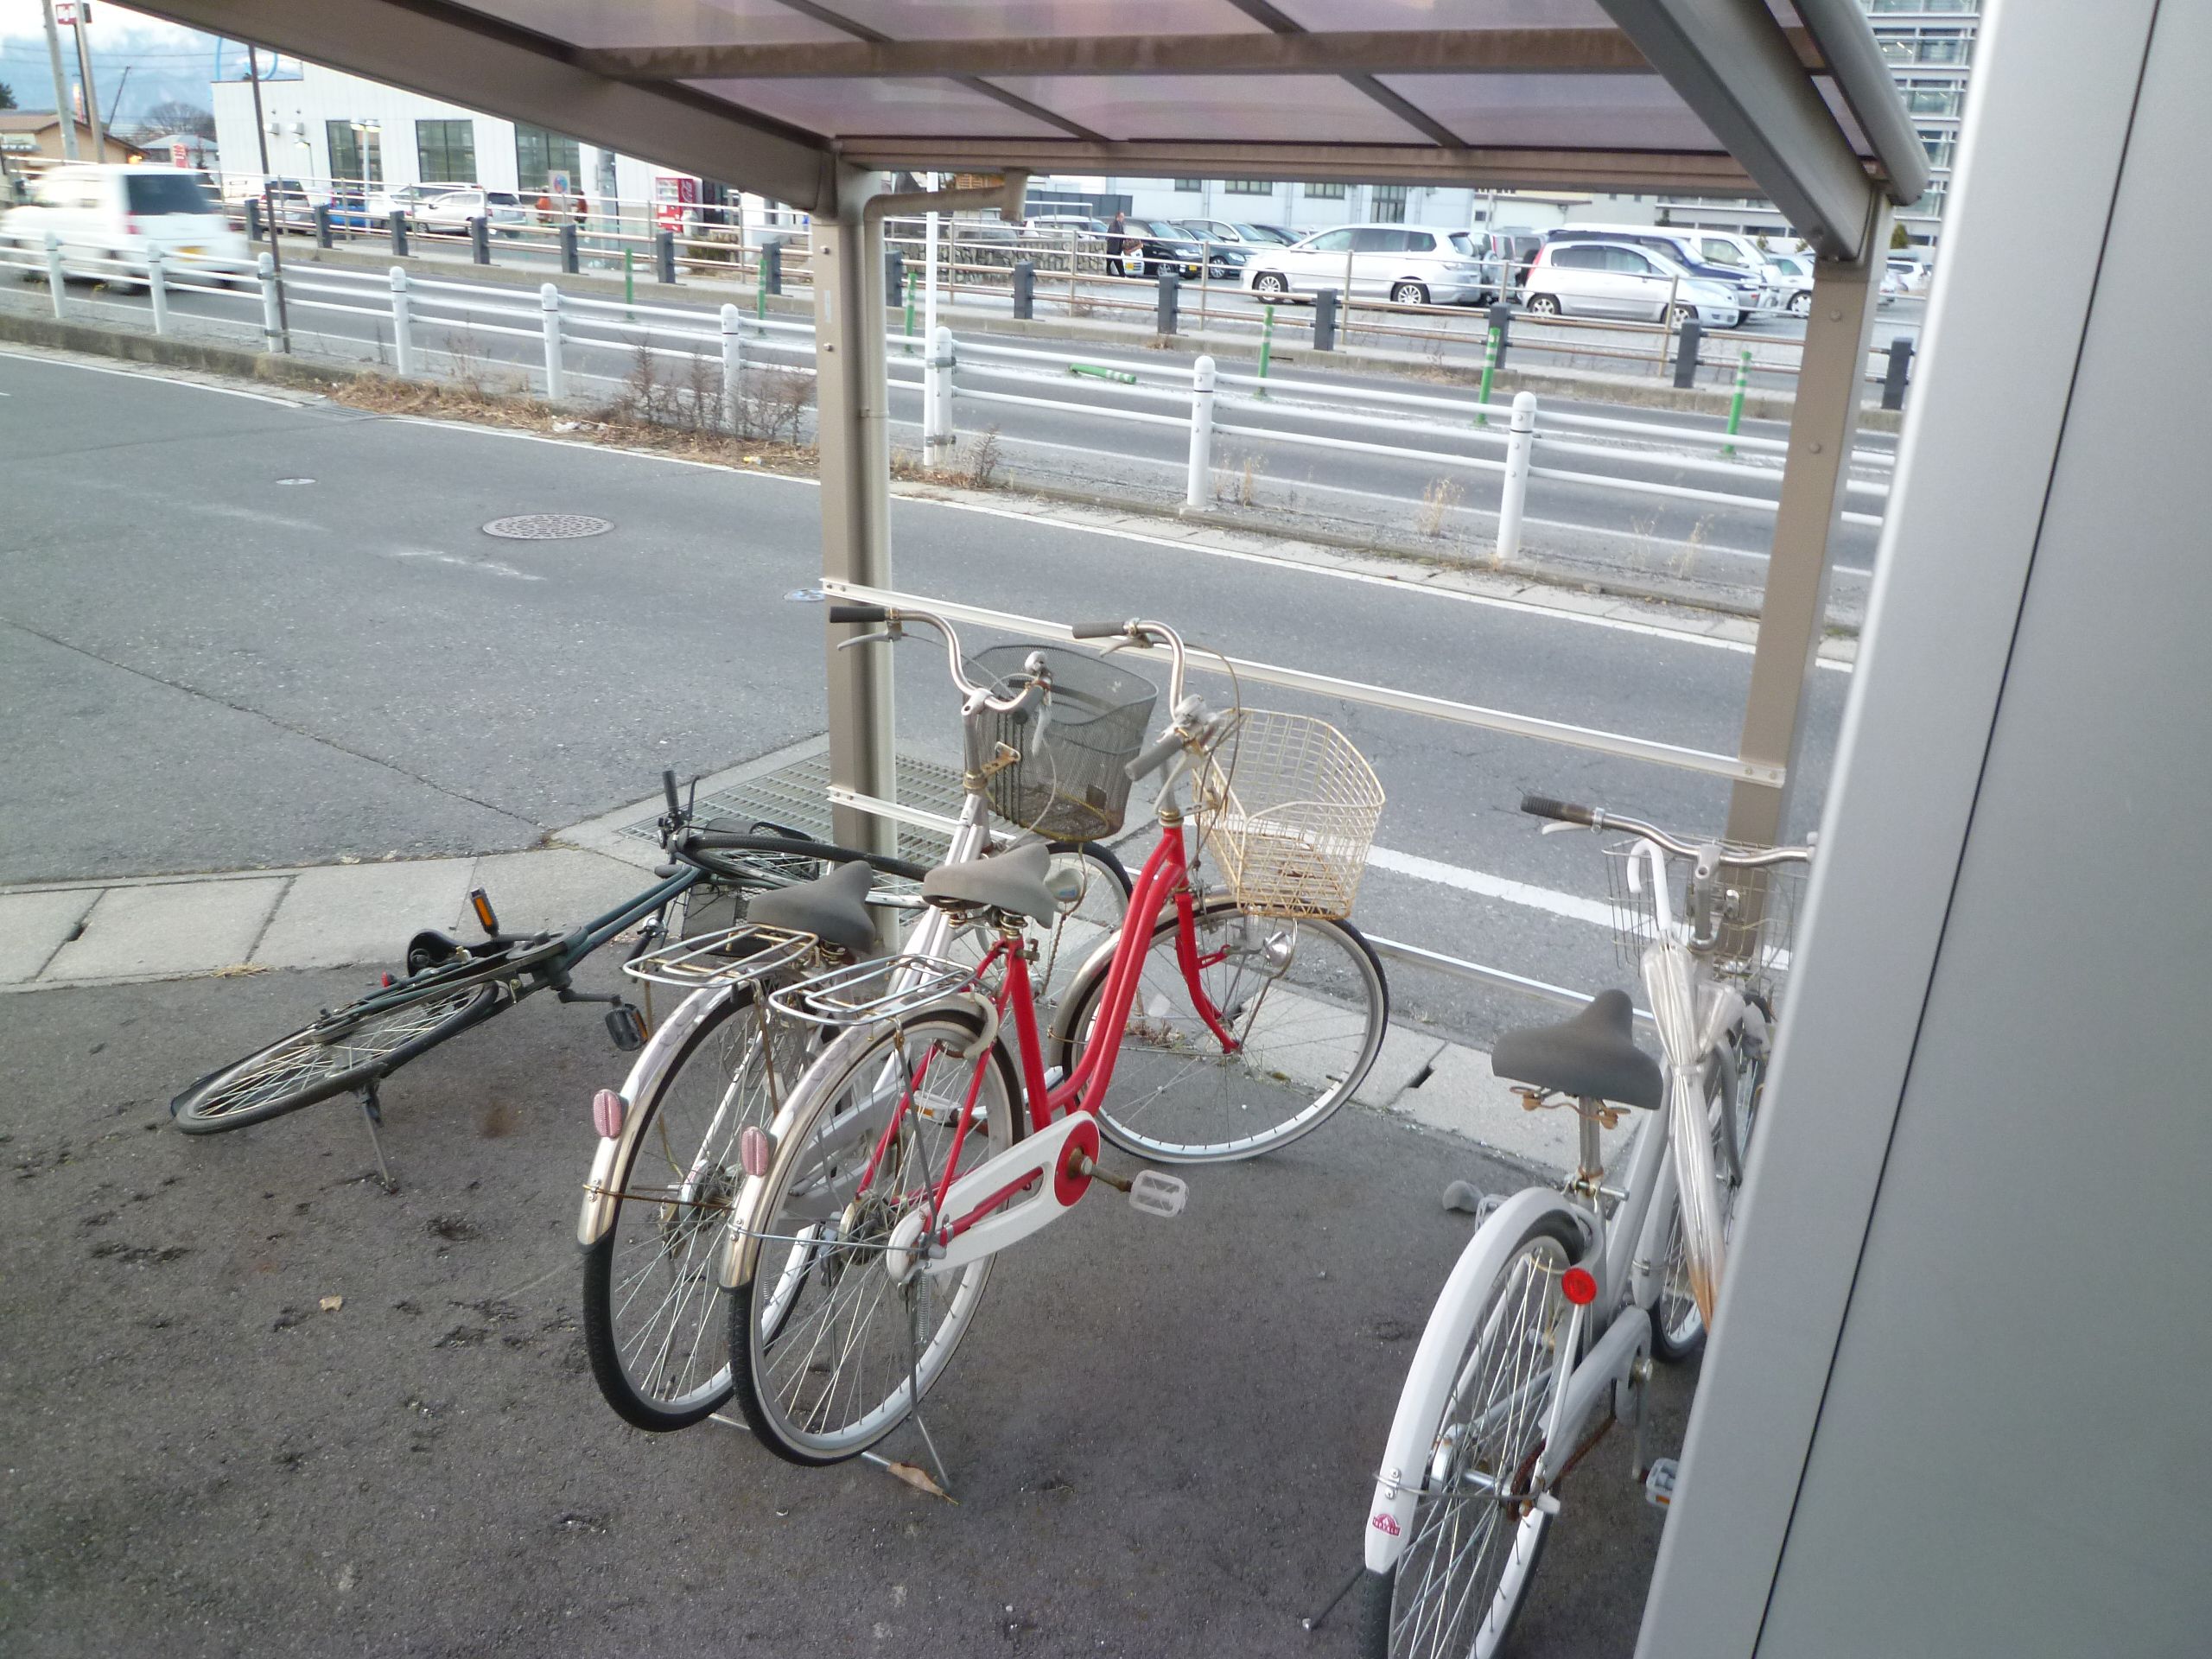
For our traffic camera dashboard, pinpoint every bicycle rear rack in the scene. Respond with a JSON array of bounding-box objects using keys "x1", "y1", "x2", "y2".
[
  {"x1": 766, "y1": 953, "x2": 977, "y2": 1029},
  {"x1": 621, "y1": 924, "x2": 823, "y2": 991}
]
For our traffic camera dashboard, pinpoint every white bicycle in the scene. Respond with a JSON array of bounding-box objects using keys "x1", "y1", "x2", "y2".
[{"x1": 1354, "y1": 794, "x2": 1810, "y2": 1658}]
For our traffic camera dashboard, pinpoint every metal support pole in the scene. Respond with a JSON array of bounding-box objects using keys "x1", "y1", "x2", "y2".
[
  {"x1": 720, "y1": 303, "x2": 744, "y2": 435},
  {"x1": 43, "y1": 232, "x2": 65, "y2": 319},
  {"x1": 1726, "y1": 201, "x2": 1891, "y2": 847},
  {"x1": 1882, "y1": 336, "x2": 1913, "y2": 410},
  {"x1": 1156, "y1": 269, "x2": 1179, "y2": 337},
  {"x1": 1185, "y1": 353, "x2": 1217, "y2": 511},
  {"x1": 257, "y1": 252, "x2": 283, "y2": 353},
  {"x1": 469, "y1": 215, "x2": 490, "y2": 264},
  {"x1": 885, "y1": 248, "x2": 905, "y2": 312},
  {"x1": 762, "y1": 240, "x2": 782, "y2": 296},
  {"x1": 314, "y1": 203, "x2": 333, "y2": 249},
  {"x1": 1313, "y1": 289, "x2": 1339, "y2": 353},
  {"x1": 245, "y1": 196, "x2": 263, "y2": 243},
  {"x1": 39, "y1": 0, "x2": 78, "y2": 162},
  {"x1": 73, "y1": 10, "x2": 104, "y2": 160},
  {"x1": 539, "y1": 283, "x2": 563, "y2": 401},
  {"x1": 390, "y1": 266, "x2": 415, "y2": 378},
  {"x1": 815, "y1": 172, "x2": 898, "y2": 860},
  {"x1": 1488, "y1": 301, "x2": 1513, "y2": 367},
  {"x1": 1497, "y1": 391, "x2": 1537, "y2": 563},
  {"x1": 558, "y1": 219, "x2": 580, "y2": 275},
  {"x1": 1011, "y1": 260, "x2": 1034, "y2": 321},
  {"x1": 656, "y1": 228, "x2": 677, "y2": 284},
  {"x1": 390, "y1": 209, "x2": 409, "y2": 258},
  {"x1": 146, "y1": 247, "x2": 168, "y2": 335},
  {"x1": 1723, "y1": 349, "x2": 1751, "y2": 456},
  {"x1": 1674, "y1": 316, "x2": 1703, "y2": 389},
  {"x1": 927, "y1": 324, "x2": 955, "y2": 452}
]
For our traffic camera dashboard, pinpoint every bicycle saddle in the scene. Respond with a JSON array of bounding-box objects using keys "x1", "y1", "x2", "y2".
[
  {"x1": 1491, "y1": 988, "x2": 1662, "y2": 1110},
  {"x1": 920, "y1": 840, "x2": 1060, "y2": 926},
  {"x1": 745, "y1": 858, "x2": 879, "y2": 958}
]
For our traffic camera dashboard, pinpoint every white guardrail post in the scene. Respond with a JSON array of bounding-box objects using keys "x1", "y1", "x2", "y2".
[
  {"x1": 257, "y1": 252, "x2": 283, "y2": 353},
  {"x1": 1186, "y1": 353, "x2": 1217, "y2": 511},
  {"x1": 539, "y1": 283, "x2": 564, "y2": 401},
  {"x1": 44, "y1": 232, "x2": 66, "y2": 319},
  {"x1": 720, "y1": 303, "x2": 744, "y2": 434},
  {"x1": 927, "y1": 323, "x2": 955, "y2": 452},
  {"x1": 1497, "y1": 390, "x2": 1538, "y2": 563},
  {"x1": 390, "y1": 267, "x2": 415, "y2": 378},
  {"x1": 146, "y1": 248, "x2": 168, "y2": 337}
]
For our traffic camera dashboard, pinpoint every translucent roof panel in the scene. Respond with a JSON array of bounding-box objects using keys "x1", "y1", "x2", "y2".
[
  {"x1": 464, "y1": 0, "x2": 848, "y2": 49},
  {"x1": 818, "y1": 0, "x2": 1272, "y2": 41},
  {"x1": 684, "y1": 76, "x2": 1071, "y2": 138},
  {"x1": 983, "y1": 74, "x2": 1433, "y2": 144},
  {"x1": 1376, "y1": 73, "x2": 1716, "y2": 152},
  {"x1": 1270, "y1": 0, "x2": 1616, "y2": 29}
]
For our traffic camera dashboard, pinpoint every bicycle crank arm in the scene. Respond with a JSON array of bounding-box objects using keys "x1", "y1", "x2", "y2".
[{"x1": 885, "y1": 1113, "x2": 1103, "y2": 1283}]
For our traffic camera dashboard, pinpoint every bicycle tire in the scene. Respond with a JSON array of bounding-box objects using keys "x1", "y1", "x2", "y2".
[
  {"x1": 725, "y1": 1002, "x2": 1017, "y2": 1465},
  {"x1": 1359, "y1": 1211, "x2": 1580, "y2": 1659},
  {"x1": 170, "y1": 971, "x2": 505, "y2": 1134},
  {"x1": 1052, "y1": 894, "x2": 1389, "y2": 1164}
]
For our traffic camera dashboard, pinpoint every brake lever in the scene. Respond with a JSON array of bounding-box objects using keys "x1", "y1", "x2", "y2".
[
  {"x1": 836, "y1": 629, "x2": 899, "y2": 652},
  {"x1": 1539, "y1": 821, "x2": 1580, "y2": 836}
]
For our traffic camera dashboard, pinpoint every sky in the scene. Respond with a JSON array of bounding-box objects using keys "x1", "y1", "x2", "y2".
[{"x1": 0, "y1": 3, "x2": 241, "y2": 125}]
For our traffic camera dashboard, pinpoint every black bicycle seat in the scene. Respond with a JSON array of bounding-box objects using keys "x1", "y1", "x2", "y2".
[
  {"x1": 1491, "y1": 989, "x2": 1662, "y2": 1110},
  {"x1": 745, "y1": 858, "x2": 879, "y2": 958}
]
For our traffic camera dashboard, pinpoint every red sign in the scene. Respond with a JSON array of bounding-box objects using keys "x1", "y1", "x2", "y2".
[
  {"x1": 55, "y1": 1, "x2": 86, "y2": 24},
  {"x1": 170, "y1": 141, "x2": 190, "y2": 169},
  {"x1": 653, "y1": 174, "x2": 699, "y2": 230}
]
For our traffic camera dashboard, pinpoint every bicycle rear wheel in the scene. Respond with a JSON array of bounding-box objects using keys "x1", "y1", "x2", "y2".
[
  {"x1": 1055, "y1": 894, "x2": 1388, "y2": 1163},
  {"x1": 726, "y1": 1004, "x2": 1016, "y2": 1465},
  {"x1": 170, "y1": 972, "x2": 502, "y2": 1133}
]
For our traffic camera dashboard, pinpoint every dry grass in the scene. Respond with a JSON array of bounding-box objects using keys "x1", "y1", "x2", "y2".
[{"x1": 1416, "y1": 475, "x2": 1466, "y2": 538}]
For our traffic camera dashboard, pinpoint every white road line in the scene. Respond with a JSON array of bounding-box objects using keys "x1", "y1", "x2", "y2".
[
  {"x1": 0, "y1": 347, "x2": 309, "y2": 406},
  {"x1": 1366, "y1": 844, "x2": 1613, "y2": 928}
]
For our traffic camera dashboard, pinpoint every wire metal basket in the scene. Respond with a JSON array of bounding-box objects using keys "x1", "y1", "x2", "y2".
[
  {"x1": 1603, "y1": 838, "x2": 1808, "y2": 991},
  {"x1": 766, "y1": 953, "x2": 980, "y2": 1029},
  {"x1": 621, "y1": 924, "x2": 823, "y2": 991},
  {"x1": 1195, "y1": 709, "x2": 1384, "y2": 920},
  {"x1": 963, "y1": 644, "x2": 1158, "y2": 842}
]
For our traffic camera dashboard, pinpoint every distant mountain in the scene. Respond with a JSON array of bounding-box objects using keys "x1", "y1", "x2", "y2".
[{"x1": 0, "y1": 22, "x2": 247, "y2": 133}]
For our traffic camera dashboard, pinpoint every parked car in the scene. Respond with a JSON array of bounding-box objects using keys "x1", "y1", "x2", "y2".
[
  {"x1": 365, "y1": 182, "x2": 462, "y2": 226},
  {"x1": 1470, "y1": 228, "x2": 1545, "y2": 298},
  {"x1": 1242, "y1": 223, "x2": 1497, "y2": 306},
  {"x1": 410, "y1": 187, "x2": 531, "y2": 238},
  {"x1": 1238, "y1": 223, "x2": 1300, "y2": 245},
  {"x1": 2, "y1": 163, "x2": 248, "y2": 284},
  {"x1": 1520, "y1": 239, "x2": 1745, "y2": 327},
  {"x1": 1662, "y1": 226, "x2": 1791, "y2": 301},
  {"x1": 1539, "y1": 223, "x2": 1771, "y2": 317},
  {"x1": 1767, "y1": 251, "x2": 1816, "y2": 315},
  {"x1": 1111, "y1": 218, "x2": 1205, "y2": 278},
  {"x1": 1886, "y1": 255, "x2": 1932, "y2": 294},
  {"x1": 1160, "y1": 221, "x2": 1255, "y2": 278}
]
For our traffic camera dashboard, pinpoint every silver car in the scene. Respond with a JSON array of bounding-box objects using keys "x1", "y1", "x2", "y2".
[{"x1": 1243, "y1": 223, "x2": 1498, "y2": 306}]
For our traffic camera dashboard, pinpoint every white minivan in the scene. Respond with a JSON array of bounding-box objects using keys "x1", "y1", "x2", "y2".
[
  {"x1": 1243, "y1": 223, "x2": 1498, "y2": 306},
  {"x1": 3, "y1": 163, "x2": 248, "y2": 284}
]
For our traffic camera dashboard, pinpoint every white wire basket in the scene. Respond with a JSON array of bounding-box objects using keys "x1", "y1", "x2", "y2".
[
  {"x1": 1194, "y1": 709, "x2": 1384, "y2": 920},
  {"x1": 1603, "y1": 838, "x2": 1808, "y2": 992}
]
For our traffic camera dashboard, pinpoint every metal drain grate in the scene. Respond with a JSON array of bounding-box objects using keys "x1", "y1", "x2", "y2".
[
  {"x1": 482, "y1": 513, "x2": 613, "y2": 540},
  {"x1": 620, "y1": 747, "x2": 968, "y2": 868}
]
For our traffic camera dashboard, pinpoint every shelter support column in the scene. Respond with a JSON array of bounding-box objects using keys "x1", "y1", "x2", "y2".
[
  {"x1": 1726, "y1": 197, "x2": 1890, "y2": 846},
  {"x1": 815, "y1": 169, "x2": 898, "y2": 858}
]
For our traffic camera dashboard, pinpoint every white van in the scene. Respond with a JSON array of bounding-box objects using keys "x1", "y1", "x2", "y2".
[{"x1": 3, "y1": 163, "x2": 249, "y2": 284}]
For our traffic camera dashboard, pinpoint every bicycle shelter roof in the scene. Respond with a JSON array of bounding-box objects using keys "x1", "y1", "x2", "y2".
[{"x1": 136, "y1": 0, "x2": 1923, "y2": 259}]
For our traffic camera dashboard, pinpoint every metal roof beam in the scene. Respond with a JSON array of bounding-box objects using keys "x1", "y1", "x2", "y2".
[
  {"x1": 575, "y1": 28, "x2": 1769, "y2": 80},
  {"x1": 1596, "y1": 0, "x2": 1879, "y2": 257},
  {"x1": 128, "y1": 0, "x2": 840, "y2": 213}
]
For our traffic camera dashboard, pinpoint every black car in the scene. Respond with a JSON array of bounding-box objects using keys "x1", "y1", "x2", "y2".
[{"x1": 1109, "y1": 218, "x2": 1205, "y2": 279}]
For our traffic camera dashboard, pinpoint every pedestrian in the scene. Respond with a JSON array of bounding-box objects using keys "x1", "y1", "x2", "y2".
[
  {"x1": 535, "y1": 189, "x2": 555, "y2": 224},
  {"x1": 1108, "y1": 209, "x2": 1129, "y2": 276}
]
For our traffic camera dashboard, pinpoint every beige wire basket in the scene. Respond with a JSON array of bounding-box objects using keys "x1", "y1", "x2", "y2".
[{"x1": 1195, "y1": 709, "x2": 1384, "y2": 920}]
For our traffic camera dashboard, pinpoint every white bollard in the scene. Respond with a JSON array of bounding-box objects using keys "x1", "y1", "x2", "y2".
[
  {"x1": 1185, "y1": 353, "x2": 1217, "y2": 511},
  {"x1": 390, "y1": 266, "x2": 415, "y2": 378},
  {"x1": 147, "y1": 247, "x2": 169, "y2": 336},
  {"x1": 540, "y1": 283, "x2": 564, "y2": 402},
  {"x1": 44, "y1": 232, "x2": 65, "y2": 319},
  {"x1": 927, "y1": 324, "x2": 955, "y2": 450},
  {"x1": 719, "y1": 303, "x2": 744, "y2": 435},
  {"x1": 257, "y1": 251, "x2": 283, "y2": 352},
  {"x1": 1497, "y1": 391, "x2": 1538, "y2": 564}
]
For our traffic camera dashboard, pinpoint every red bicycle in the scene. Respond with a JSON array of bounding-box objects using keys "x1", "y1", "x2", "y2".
[{"x1": 716, "y1": 606, "x2": 1389, "y2": 1465}]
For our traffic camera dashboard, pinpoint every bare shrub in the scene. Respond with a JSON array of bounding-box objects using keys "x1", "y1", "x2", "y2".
[
  {"x1": 962, "y1": 425, "x2": 1005, "y2": 489},
  {"x1": 1417, "y1": 476, "x2": 1465, "y2": 538}
]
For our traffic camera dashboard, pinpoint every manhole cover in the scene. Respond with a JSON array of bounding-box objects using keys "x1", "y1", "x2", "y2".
[{"x1": 481, "y1": 514, "x2": 613, "y2": 541}]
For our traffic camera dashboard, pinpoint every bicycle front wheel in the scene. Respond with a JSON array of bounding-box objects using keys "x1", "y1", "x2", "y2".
[
  {"x1": 1653, "y1": 1040, "x2": 1755, "y2": 1361},
  {"x1": 170, "y1": 975, "x2": 502, "y2": 1133},
  {"x1": 1057, "y1": 895, "x2": 1388, "y2": 1163},
  {"x1": 581, "y1": 984, "x2": 816, "y2": 1431},
  {"x1": 1361, "y1": 1214, "x2": 1579, "y2": 1659},
  {"x1": 726, "y1": 1004, "x2": 1017, "y2": 1465}
]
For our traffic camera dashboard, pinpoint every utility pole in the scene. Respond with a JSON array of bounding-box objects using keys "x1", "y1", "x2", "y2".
[
  {"x1": 245, "y1": 44, "x2": 291, "y2": 351},
  {"x1": 71, "y1": 4, "x2": 104, "y2": 160},
  {"x1": 40, "y1": 0, "x2": 78, "y2": 160}
]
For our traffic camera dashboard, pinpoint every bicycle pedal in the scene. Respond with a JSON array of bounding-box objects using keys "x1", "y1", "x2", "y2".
[
  {"x1": 1643, "y1": 1458, "x2": 1680, "y2": 1509},
  {"x1": 604, "y1": 1004, "x2": 647, "y2": 1052},
  {"x1": 1128, "y1": 1170, "x2": 1187, "y2": 1218}
]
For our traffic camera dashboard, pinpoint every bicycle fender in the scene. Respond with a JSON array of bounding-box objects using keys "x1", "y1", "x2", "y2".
[
  {"x1": 576, "y1": 983, "x2": 735, "y2": 1249},
  {"x1": 1363, "y1": 1187, "x2": 1588, "y2": 1574}
]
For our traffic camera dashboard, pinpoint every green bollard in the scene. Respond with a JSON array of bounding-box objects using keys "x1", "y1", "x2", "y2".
[
  {"x1": 1723, "y1": 347, "x2": 1751, "y2": 456},
  {"x1": 904, "y1": 269, "x2": 916, "y2": 337},
  {"x1": 624, "y1": 246, "x2": 635, "y2": 321},
  {"x1": 1477, "y1": 323, "x2": 1499, "y2": 425},
  {"x1": 756, "y1": 260, "x2": 766, "y2": 321},
  {"x1": 1256, "y1": 302, "x2": 1275, "y2": 401},
  {"x1": 1068, "y1": 363, "x2": 1138, "y2": 385}
]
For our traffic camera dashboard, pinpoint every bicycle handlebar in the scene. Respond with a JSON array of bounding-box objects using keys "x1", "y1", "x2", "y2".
[
  {"x1": 827, "y1": 601, "x2": 1039, "y2": 715},
  {"x1": 1518, "y1": 793, "x2": 1813, "y2": 867},
  {"x1": 1125, "y1": 728, "x2": 1188, "y2": 783}
]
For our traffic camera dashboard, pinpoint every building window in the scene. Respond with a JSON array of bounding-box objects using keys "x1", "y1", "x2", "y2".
[
  {"x1": 1303, "y1": 181, "x2": 1346, "y2": 200},
  {"x1": 416, "y1": 119, "x2": 477, "y2": 184},
  {"x1": 1173, "y1": 179, "x2": 1201, "y2": 193},
  {"x1": 1223, "y1": 180, "x2": 1272, "y2": 196},
  {"x1": 514, "y1": 124, "x2": 583, "y2": 191},
  {"x1": 326, "y1": 120, "x2": 382, "y2": 187},
  {"x1": 1370, "y1": 184, "x2": 1408, "y2": 223}
]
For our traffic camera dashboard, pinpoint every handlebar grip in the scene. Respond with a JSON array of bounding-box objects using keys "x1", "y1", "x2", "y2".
[
  {"x1": 1126, "y1": 729, "x2": 1186, "y2": 782},
  {"x1": 662, "y1": 769, "x2": 681, "y2": 817},
  {"x1": 1521, "y1": 794, "x2": 1597, "y2": 826},
  {"x1": 1070, "y1": 619, "x2": 1130, "y2": 639},
  {"x1": 828, "y1": 603, "x2": 889, "y2": 625}
]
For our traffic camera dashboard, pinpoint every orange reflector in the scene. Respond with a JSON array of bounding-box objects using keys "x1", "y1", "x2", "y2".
[
  {"x1": 1562, "y1": 1266, "x2": 1599, "y2": 1306},
  {"x1": 469, "y1": 888, "x2": 499, "y2": 933}
]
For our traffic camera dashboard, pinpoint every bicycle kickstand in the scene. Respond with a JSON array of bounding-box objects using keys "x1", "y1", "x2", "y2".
[{"x1": 355, "y1": 1082, "x2": 396, "y2": 1192}]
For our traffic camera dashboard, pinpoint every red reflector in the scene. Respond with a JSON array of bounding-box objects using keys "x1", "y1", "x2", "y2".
[
  {"x1": 592, "y1": 1089, "x2": 625, "y2": 1139},
  {"x1": 1561, "y1": 1266, "x2": 1599, "y2": 1306},
  {"x1": 740, "y1": 1125, "x2": 772, "y2": 1179}
]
